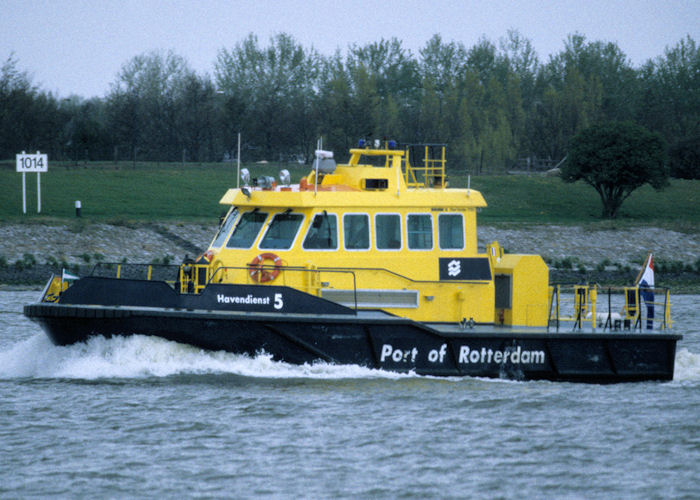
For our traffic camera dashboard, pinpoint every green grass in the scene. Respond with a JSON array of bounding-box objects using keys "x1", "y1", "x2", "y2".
[
  {"x1": 1, "y1": 162, "x2": 698, "y2": 227},
  {"x1": 0, "y1": 161, "x2": 309, "y2": 222},
  {"x1": 454, "y1": 174, "x2": 700, "y2": 227}
]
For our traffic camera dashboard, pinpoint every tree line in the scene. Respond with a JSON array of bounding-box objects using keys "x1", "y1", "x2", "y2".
[{"x1": 1, "y1": 32, "x2": 698, "y2": 177}]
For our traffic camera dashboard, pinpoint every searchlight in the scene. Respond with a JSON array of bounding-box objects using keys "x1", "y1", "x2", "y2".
[{"x1": 240, "y1": 168, "x2": 250, "y2": 186}]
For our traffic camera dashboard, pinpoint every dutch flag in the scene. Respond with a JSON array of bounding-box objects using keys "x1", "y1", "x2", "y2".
[
  {"x1": 636, "y1": 253, "x2": 654, "y2": 329},
  {"x1": 62, "y1": 268, "x2": 80, "y2": 281}
]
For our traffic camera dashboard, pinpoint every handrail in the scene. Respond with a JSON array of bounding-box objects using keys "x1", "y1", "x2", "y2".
[
  {"x1": 89, "y1": 262, "x2": 180, "y2": 282},
  {"x1": 547, "y1": 283, "x2": 671, "y2": 332},
  {"x1": 207, "y1": 265, "x2": 359, "y2": 311},
  {"x1": 180, "y1": 263, "x2": 490, "y2": 310},
  {"x1": 83, "y1": 263, "x2": 671, "y2": 331},
  {"x1": 86, "y1": 261, "x2": 489, "y2": 291},
  {"x1": 404, "y1": 144, "x2": 446, "y2": 188},
  {"x1": 191, "y1": 263, "x2": 490, "y2": 289},
  {"x1": 313, "y1": 265, "x2": 490, "y2": 285}
]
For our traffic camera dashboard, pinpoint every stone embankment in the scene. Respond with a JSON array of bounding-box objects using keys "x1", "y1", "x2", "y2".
[
  {"x1": 478, "y1": 225, "x2": 699, "y2": 267},
  {"x1": 0, "y1": 222, "x2": 698, "y2": 287}
]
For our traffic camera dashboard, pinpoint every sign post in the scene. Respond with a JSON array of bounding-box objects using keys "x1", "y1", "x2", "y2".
[
  {"x1": 21, "y1": 168, "x2": 26, "y2": 214},
  {"x1": 16, "y1": 151, "x2": 48, "y2": 214}
]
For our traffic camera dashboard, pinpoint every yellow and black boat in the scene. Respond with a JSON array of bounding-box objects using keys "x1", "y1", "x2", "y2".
[{"x1": 24, "y1": 142, "x2": 680, "y2": 382}]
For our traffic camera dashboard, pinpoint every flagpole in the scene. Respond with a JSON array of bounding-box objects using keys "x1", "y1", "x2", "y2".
[{"x1": 635, "y1": 252, "x2": 652, "y2": 286}]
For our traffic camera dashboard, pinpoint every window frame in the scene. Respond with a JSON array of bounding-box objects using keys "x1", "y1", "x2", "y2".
[
  {"x1": 342, "y1": 213, "x2": 371, "y2": 251},
  {"x1": 258, "y1": 212, "x2": 305, "y2": 250},
  {"x1": 374, "y1": 212, "x2": 403, "y2": 251},
  {"x1": 302, "y1": 211, "x2": 339, "y2": 251},
  {"x1": 211, "y1": 208, "x2": 240, "y2": 249},
  {"x1": 437, "y1": 212, "x2": 465, "y2": 251},
  {"x1": 225, "y1": 210, "x2": 269, "y2": 250},
  {"x1": 406, "y1": 213, "x2": 434, "y2": 251}
]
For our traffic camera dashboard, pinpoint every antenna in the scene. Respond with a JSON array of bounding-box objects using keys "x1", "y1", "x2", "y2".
[
  {"x1": 236, "y1": 132, "x2": 241, "y2": 189},
  {"x1": 314, "y1": 137, "x2": 322, "y2": 196}
]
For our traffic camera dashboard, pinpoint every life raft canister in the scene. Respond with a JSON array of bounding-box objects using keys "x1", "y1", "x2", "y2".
[{"x1": 248, "y1": 253, "x2": 283, "y2": 283}]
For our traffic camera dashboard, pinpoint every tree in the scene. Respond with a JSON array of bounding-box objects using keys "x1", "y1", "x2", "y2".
[
  {"x1": 499, "y1": 29, "x2": 539, "y2": 103},
  {"x1": 107, "y1": 50, "x2": 193, "y2": 162},
  {"x1": 668, "y1": 134, "x2": 700, "y2": 179},
  {"x1": 342, "y1": 38, "x2": 419, "y2": 147},
  {"x1": 215, "y1": 33, "x2": 322, "y2": 161},
  {"x1": 317, "y1": 53, "x2": 355, "y2": 154},
  {"x1": 61, "y1": 96, "x2": 112, "y2": 162},
  {"x1": 0, "y1": 54, "x2": 65, "y2": 160},
  {"x1": 171, "y1": 73, "x2": 220, "y2": 162},
  {"x1": 637, "y1": 36, "x2": 699, "y2": 177},
  {"x1": 544, "y1": 34, "x2": 636, "y2": 121},
  {"x1": 562, "y1": 121, "x2": 668, "y2": 218}
]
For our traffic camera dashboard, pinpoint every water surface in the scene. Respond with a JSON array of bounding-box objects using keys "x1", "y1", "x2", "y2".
[{"x1": 2, "y1": 291, "x2": 699, "y2": 498}]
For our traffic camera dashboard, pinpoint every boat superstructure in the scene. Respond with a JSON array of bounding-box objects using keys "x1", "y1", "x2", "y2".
[
  {"x1": 24, "y1": 141, "x2": 680, "y2": 382},
  {"x1": 183, "y1": 143, "x2": 549, "y2": 327}
]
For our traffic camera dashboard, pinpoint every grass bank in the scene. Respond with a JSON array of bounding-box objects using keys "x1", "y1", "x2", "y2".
[
  {"x1": 0, "y1": 161, "x2": 698, "y2": 227},
  {"x1": 459, "y1": 174, "x2": 700, "y2": 227},
  {"x1": 0, "y1": 160, "x2": 301, "y2": 221}
]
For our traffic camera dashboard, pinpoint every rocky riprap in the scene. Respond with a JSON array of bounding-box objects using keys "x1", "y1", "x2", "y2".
[
  {"x1": 0, "y1": 222, "x2": 698, "y2": 285},
  {"x1": 478, "y1": 225, "x2": 699, "y2": 268}
]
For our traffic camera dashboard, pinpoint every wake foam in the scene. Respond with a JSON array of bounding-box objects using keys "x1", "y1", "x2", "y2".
[
  {"x1": 0, "y1": 334, "x2": 406, "y2": 380},
  {"x1": 2, "y1": 334, "x2": 698, "y2": 383},
  {"x1": 674, "y1": 348, "x2": 700, "y2": 382}
]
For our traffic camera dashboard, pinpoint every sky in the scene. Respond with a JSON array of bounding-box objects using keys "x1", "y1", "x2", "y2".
[{"x1": 1, "y1": 0, "x2": 698, "y2": 99}]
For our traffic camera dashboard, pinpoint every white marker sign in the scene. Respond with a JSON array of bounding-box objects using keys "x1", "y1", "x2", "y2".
[
  {"x1": 16, "y1": 151, "x2": 48, "y2": 214},
  {"x1": 16, "y1": 151, "x2": 48, "y2": 172}
]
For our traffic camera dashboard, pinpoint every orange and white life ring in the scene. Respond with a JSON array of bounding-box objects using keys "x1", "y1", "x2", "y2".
[
  {"x1": 196, "y1": 249, "x2": 216, "y2": 263},
  {"x1": 248, "y1": 253, "x2": 282, "y2": 283}
]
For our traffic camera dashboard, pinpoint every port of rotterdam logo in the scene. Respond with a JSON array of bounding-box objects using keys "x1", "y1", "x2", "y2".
[
  {"x1": 447, "y1": 259, "x2": 461, "y2": 277},
  {"x1": 438, "y1": 257, "x2": 492, "y2": 281}
]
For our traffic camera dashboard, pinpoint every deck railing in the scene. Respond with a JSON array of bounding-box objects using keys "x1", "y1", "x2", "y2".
[
  {"x1": 207, "y1": 265, "x2": 359, "y2": 307},
  {"x1": 90, "y1": 262, "x2": 181, "y2": 285},
  {"x1": 82, "y1": 264, "x2": 672, "y2": 331},
  {"x1": 548, "y1": 284, "x2": 671, "y2": 332}
]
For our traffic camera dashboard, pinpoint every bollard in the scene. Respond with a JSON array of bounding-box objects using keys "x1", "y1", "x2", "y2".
[{"x1": 75, "y1": 200, "x2": 81, "y2": 217}]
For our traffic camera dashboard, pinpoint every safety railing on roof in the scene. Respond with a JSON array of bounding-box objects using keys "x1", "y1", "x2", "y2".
[{"x1": 404, "y1": 144, "x2": 446, "y2": 188}]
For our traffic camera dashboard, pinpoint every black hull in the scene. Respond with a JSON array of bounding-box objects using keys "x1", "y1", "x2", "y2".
[{"x1": 25, "y1": 305, "x2": 680, "y2": 384}]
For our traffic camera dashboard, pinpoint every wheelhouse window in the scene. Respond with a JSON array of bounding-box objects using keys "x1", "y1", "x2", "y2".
[
  {"x1": 259, "y1": 212, "x2": 304, "y2": 250},
  {"x1": 303, "y1": 212, "x2": 338, "y2": 250},
  {"x1": 438, "y1": 213, "x2": 464, "y2": 249},
  {"x1": 407, "y1": 214, "x2": 433, "y2": 250},
  {"x1": 226, "y1": 210, "x2": 267, "y2": 249},
  {"x1": 375, "y1": 214, "x2": 401, "y2": 250},
  {"x1": 211, "y1": 208, "x2": 239, "y2": 248},
  {"x1": 343, "y1": 214, "x2": 370, "y2": 250}
]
